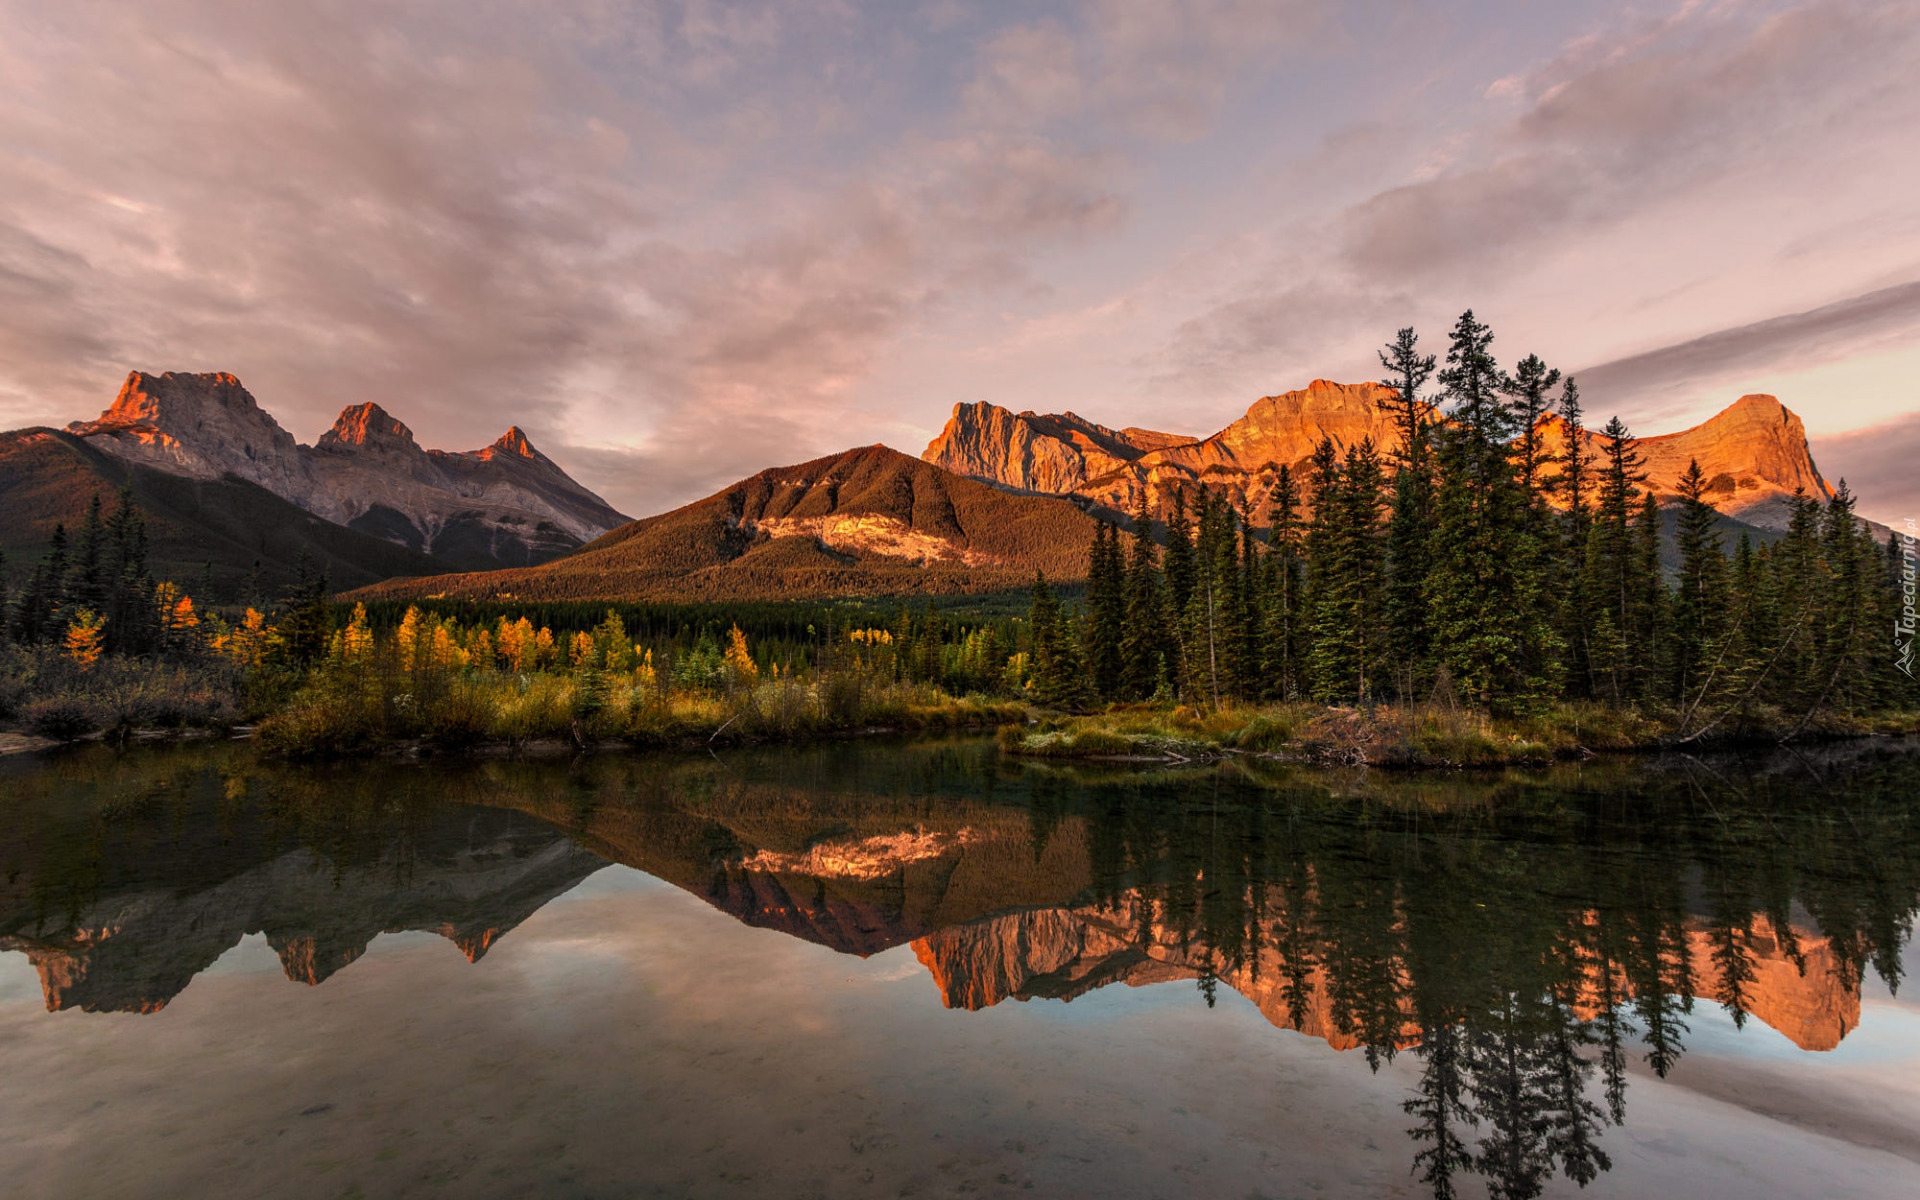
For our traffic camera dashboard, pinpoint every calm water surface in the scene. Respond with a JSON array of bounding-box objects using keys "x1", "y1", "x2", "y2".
[{"x1": 2, "y1": 737, "x2": 1919, "y2": 1199}]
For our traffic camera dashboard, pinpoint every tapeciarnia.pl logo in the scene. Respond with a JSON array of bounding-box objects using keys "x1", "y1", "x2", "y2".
[{"x1": 1899, "y1": 519, "x2": 1917, "y2": 678}]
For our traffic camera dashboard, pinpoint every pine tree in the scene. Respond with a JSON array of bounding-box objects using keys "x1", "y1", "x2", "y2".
[
  {"x1": 1264, "y1": 464, "x2": 1307, "y2": 701},
  {"x1": 15, "y1": 524, "x2": 70, "y2": 645},
  {"x1": 1584, "y1": 417, "x2": 1646, "y2": 703},
  {"x1": 279, "y1": 555, "x2": 333, "y2": 667},
  {"x1": 1423, "y1": 311, "x2": 1538, "y2": 708},
  {"x1": 1307, "y1": 440, "x2": 1388, "y2": 703},
  {"x1": 1237, "y1": 498, "x2": 1265, "y2": 703},
  {"x1": 1164, "y1": 487, "x2": 1195, "y2": 616},
  {"x1": 1120, "y1": 497, "x2": 1167, "y2": 699},
  {"x1": 1028, "y1": 572, "x2": 1095, "y2": 709},
  {"x1": 1671, "y1": 460, "x2": 1729, "y2": 705},
  {"x1": 69, "y1": 494, "x2": 107, "y2": 612},
  {"x1": 1182, "y1": 488, "x2": 1237, "y2": 707},
  {"x1": 1084, "y1": 522, "x2": 1127, "y2": 699},
  {"x1": 1379, "y1": 326, "x2": 1438, "y2": 697},
  {"x1": 1550, "y1": 379, "x2": 1596, "y2": 696},
  {"x1": 102, "y1": 489, "x2": 158, "y2": 656},
  {"x1": 1632, "y1": 492, "x2": 1668, "y2": 700},
  {"x1": 1502, "y1": 354, "x2": 1561, "y2": 511}
]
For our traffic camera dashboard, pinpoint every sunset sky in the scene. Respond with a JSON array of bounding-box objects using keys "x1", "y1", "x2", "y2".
[{"x1": 2, "y1": 0, "x2": 1917, "y2": 522}]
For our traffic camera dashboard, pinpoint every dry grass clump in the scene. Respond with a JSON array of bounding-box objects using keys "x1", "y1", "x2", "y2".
[{"x1": 0, "y1": 644, "x2": 239, "y2": 742}]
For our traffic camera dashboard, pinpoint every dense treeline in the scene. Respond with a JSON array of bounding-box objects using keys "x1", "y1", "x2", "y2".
[{"x1": 1043, "y1": 312, "x2": 1911, "y2": 731}]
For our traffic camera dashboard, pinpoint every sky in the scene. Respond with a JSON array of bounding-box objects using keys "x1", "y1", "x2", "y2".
[{"x1": 2, "y1": 0, "x2": 1918, "y2": 524}]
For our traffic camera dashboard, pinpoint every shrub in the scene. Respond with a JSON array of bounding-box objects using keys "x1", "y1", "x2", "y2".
[{"x1": 25, "y1": 695, "x2": 98, "y2": 741}]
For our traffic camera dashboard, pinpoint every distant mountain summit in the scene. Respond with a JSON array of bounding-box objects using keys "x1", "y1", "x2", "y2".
[
  {"x1": 350, "y1": 444, "x2": 1101, "y2": 604},
  {"x1": 925, "y1": 380, "x2": 1835, "y2": 533},
  {"x1": 62, "y1": 371, "x2": 628, "y2": 571}
]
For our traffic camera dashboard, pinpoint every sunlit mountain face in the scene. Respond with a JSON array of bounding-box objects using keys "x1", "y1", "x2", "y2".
[{"x1": 4, "y1": 737, "x2": 1917, "y2": 1198}]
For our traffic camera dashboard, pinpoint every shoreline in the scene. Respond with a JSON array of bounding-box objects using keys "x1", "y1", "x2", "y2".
[{"x1": 9, "y1": 702, "x2": 1919, "y2": 770}]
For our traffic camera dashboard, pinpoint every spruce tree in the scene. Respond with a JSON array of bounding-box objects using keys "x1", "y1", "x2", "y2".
[
  {"x1": 1584, "y1": 417, "x2": 1645, "y2": 703},
  {"x1": 1084, "y1": 523, "x2": 1126, "y2": 699},
  {"x1": 1237, "y1": 498, "x2": 1265, "y2": 703},
  {"x1": 1378, "y1": 326, "x2": 1438, "y2": 697},
  {"x1": 1550, "y1": 380, "x2": 1596, "y2": 696},
  {"x1": 1307, "y1": 441, "x2": 1388, "y2": 704},
  {"x1": 1120, "y1": 496, "x2": 1167, "y2": 699},
  {"x1": 1182, "y1": 488, "x2": 1236, "y2": 707},
  {"x1": 16, "y1": 524, "x2": 70, "y2": 645},
  {"x1": 1502, "y1": 354, "x2": 1561, "y2": 511},
  {"x1": 1028, "y1": 572, "x2": 1095, "y2": 710},
  {"x1": 1264, "y1": 465, "x2": 1307, "y2": 701},
  {"x1": 1631, "y1": 492, "x2": 1669, "y2": 701},
  {"x1": 70, "y1": 494, "x2": 107, "y2": 612},
  {"x1": 1423, "y1": 311, "x2": 1538, "y2": 708},
  {"x1": 103, "y1": 489, "x2": 158, "y2": 655},
  {"x1": 1164, "y1": 487, "x2": 1196, "y2": 616},
  {"x1": 1504, "y1": 354, "x2": 1567, "y2": 701},
  {"x1": 1671, "y1": 460, "x2": 1729, "y2": 705}
]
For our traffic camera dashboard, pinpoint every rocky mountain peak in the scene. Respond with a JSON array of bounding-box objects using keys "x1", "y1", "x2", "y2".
[
  {"x1": 320, "y1": 402, "x2": 420, "y2": 452},
  {"x1": 482, "y1": 425, "x2": 547, "y2": 463},
  {"x1": 77, "y1": 370, "x2": 278, "y2": 436},
  {"x1": 66, "y1": 370, "x2": 315, "y2": 499},
  {"x1": 923, "y1": 400, "x2": 1197, "y2": 495}
]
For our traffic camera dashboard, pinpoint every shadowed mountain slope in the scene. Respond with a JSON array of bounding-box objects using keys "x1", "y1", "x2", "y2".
[{"x1": 0, "y1": 426, "x2": 449, "y2": 593}]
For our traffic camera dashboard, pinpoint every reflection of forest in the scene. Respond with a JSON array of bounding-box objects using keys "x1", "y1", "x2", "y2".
[{"x1": 4, "y1": 737, "x2": 1918, "y2": 1199}]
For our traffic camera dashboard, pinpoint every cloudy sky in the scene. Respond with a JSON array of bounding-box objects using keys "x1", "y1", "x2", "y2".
[{"x1": 2, "y1": 0, "x2": 1917, "y2": 522}]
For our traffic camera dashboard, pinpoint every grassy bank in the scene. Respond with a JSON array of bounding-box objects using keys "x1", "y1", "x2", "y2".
[
  {"x1": 255, "y1": 662, "x2": 1023, "y2": 757},
  {"x1": 997, "y1": 701, "x2": 1920, "y2": 767},
  {"x1": 0, "y1": 643, "x2": 241, "y2": 741}
]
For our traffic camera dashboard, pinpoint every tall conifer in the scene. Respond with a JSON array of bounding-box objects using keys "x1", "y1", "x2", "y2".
[{"x1": 1379, "y1": 327, "x2": 1438, "y2": 697}]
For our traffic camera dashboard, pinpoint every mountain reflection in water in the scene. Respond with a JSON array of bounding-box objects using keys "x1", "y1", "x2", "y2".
[{"x1": 3, "y1": 736, "x2": 1919, "y2": 1198}]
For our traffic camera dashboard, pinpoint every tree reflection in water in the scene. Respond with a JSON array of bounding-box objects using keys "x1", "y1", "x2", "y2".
[{"x1": 4, "y1": 736, "x2": 1918, "y2": 1197}]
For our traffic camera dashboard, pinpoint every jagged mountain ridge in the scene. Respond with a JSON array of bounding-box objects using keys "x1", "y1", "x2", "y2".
[
  {"x1": 62, "y1": 371, "x2": 629, "y2": 571},
  {"x1": 0, "y1": 425, "x2": 451, "y2": 592},
  {"x1": 927, "y1": 381, "x2": 1837, "y2": 532},
  {"x1": 923, "y1": 402, "x2": 1198, "y2": 494},
  {"x1": 348, "y1": 444, "x2": 1102, "y2": 603}
]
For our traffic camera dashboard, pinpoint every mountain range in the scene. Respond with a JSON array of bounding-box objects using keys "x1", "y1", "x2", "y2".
[
  {"x1": 925, "y1": 379, "x2": 1836, "y2": 533},
  {"x1": 0, "y1": 371, "x2": 628, "y2": 592},
  {"x1": 0, "y1": 369, "x2": 1854, "y2": 602}
]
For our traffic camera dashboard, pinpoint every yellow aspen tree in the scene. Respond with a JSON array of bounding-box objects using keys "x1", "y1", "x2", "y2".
[
  {"x1": 570, "y1": 630, "x2": 596, "y2": 669},
  {"x1": 725, "y1": 625, "x2": 758, "y2": 683},
  {"x1": 396, "y1": 606, "x2": 424, "y2": 671},
  {"x1": 342, "y1": 603, "x2": 375, "y2": 661},
  {"x1": 430, "y1": 624, "x2": 466, "y2": 670},
  {"x1": 64, "y1": 609, "x2": 106, "y2": 668},
  {"x1": 533, "y1": 627, "x2": 556, "y2": 669}
]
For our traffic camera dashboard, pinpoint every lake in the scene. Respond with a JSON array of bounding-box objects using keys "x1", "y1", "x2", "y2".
[{"x1": 3, "y1": 736, "x2": 1918, "y2": 1199}]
